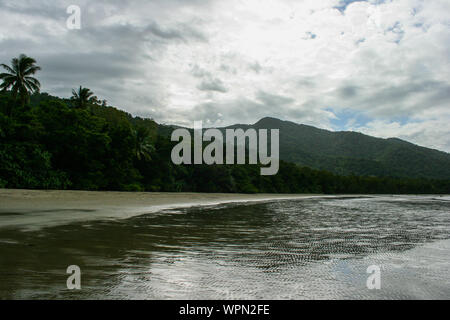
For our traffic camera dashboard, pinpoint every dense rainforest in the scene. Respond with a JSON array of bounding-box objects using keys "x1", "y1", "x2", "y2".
[
  {"x1": 1, "y1": 91, "x2": 449, "y2": 194},
  {"x1": 0, "y1": 55, "x2": 449, "y2": 194},
  {"x1": 224, "y1": 117, "x2": 450, "y2": 180}
]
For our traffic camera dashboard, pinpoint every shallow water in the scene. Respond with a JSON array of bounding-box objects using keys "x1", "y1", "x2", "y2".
[{"x1": 0, "y1": 195, "x2": 449, "y2": 299}]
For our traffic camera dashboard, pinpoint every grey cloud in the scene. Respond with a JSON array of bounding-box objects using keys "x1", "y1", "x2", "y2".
[
  {"x1": 197, "y1": 77, "x2": 228, "y2": 93},
  {"x1": 190, "y1": 65, "x2": 228, "y2": 93},
  {"x1": 256, "y1": 91, "x2": 295, "y2": 107},
  {"x1": 364, "y1": 80, "x2": 450, "y2": 114},
  {"x1": 220, "y1": 64, "x2": 237, "y2": 74},
  {"x1": 144, "y1": 22, "x2": 208, "y2": 42},
  {"x1": 297, "y1": 77, "x2": 316, "y2": 88},
  {"x1": 329, "y1": 79, "x2": 450, "y2": 118},
  {"x1": 146, "y1": 93, "x2": 333, "y2": 129},
  {"x1": 40, "y1": 52, "x2": 143, "y2": 79},
  {"x1": 0, "y1": 0, "x2": 449, "y2": 151},
  {"x1": 248, "y1": 62, "x2": 262, "y2": 73},
  {"x1": 339, "y1": 85, "x2": 360, "y2": 98},
  {"x1": 191, "y1": 65, "x2": 210, "y2": 78},
  {"x1": 0, "y1": 2, "x2": 206, "y2": 110},
  {"x1": 79, "y1": 22, "x2": 207, "y2": 51},
  {"x1": 0, "y1": 0, "x2": 67, "y2": 19}
]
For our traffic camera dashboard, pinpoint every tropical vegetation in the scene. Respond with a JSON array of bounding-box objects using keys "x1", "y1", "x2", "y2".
[{"x1": 0, "y1": 55, "x2": 449, "y2": 194}]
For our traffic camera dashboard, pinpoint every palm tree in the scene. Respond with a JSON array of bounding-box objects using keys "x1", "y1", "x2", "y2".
[
  {"x1": 0, "y1": 54, "x2": 41, "y2": 107},
  {"x1": 134, "y1": 126, "x2": 155, "y2": 161},
  {"x1": 71, "y1": 86, "x2": 96, "y2": 109}
]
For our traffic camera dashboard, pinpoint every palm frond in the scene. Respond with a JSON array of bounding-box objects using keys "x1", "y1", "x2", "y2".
[
  {"x1": 23, "y1": 66, "x2": 41, "y2": 76},
  {"x1": 0, "y1": 54, "x2": 41, "y2": 106},
  {"x1": 0, "y1": 64, "x2": 14, "y2": 74},
  {"x1": 25, "y1": 76, "x2": 41, "y2": 87}
]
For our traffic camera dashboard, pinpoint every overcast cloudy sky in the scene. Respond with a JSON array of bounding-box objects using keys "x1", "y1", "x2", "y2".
[{"x1": 0, "y1": 0, "x2": 449, "y2": 151}]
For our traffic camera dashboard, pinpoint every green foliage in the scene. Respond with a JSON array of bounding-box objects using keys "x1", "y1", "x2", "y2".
[
  {"x1": 0, "y1": 143, "x2": 69, "y2": 189},
  {"x1": 70, "y1": 86, "x2": 96, "y2": 109},
  {"x1": 248, "y1": 117, "x2": 450, "y2": 180},
  {"x1": 0, "y1": 54, "x2": 41, "y2": 108},
  {"x1": 0, "y1": 91, "x2": 449, "y2": 194},
  {"x1": 133, "y1": 126, "x2": 155, "y2": 161}
]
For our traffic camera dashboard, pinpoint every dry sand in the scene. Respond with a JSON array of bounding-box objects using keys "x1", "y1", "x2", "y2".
[{"x1": 0, "y1": 189, "x2": 335, "y2": 230}]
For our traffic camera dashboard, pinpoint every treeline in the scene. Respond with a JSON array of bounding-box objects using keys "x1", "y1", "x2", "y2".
[{"x1": 0, "y1": 91, "x2": 449, "y2": 194}]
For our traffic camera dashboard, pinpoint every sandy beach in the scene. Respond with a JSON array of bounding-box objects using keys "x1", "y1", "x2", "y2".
[
  {"x1": 1, "y1": 193, "x2": 448, "y2": 299},
  {"x1": 0, "y1": 189, "x2": 333, "y2": 230}
]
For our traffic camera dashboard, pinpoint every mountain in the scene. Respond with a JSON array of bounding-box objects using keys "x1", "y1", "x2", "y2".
[
  {"x1": 220, "y1": 117, "x2": 450, "y2": 180},
  {"x1": 26, "y1": 93, "x2": 449, "y2": 180},
  {"x1": 2, "y1": 91, "x2": 448, "y2": 193}
]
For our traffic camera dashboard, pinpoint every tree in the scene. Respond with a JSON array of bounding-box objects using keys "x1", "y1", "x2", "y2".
[
  {"x1": 71, "y1": 86, "x2": 96, "y2": 109},
  {"x1": 133, "y1": 126, "x2": 155, "y2": 161},
  {"x1": 0, "y1": 54, "x2": 41, "y2": 107}
]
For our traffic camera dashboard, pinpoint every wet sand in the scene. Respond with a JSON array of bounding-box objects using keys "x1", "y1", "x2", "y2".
[
  {"x1": 1, "y1": 194, "x2": 448, "y2": 299},
  {"x1": 0, "y1": 189, "x2": 334, "y2": 230}
]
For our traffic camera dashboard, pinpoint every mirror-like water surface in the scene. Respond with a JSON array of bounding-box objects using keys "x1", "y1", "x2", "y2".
[{"x1": 1, "y1": 195, "x2": 449, "y2": 299}]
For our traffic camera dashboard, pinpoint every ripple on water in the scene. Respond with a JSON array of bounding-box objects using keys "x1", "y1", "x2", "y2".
[{"x1": 0, "y1": 196, "x2": 449, "y2": 299}]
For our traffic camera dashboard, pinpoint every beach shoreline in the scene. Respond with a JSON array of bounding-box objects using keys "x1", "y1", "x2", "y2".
[{"x1": 0, "y1": 189, "x2": 356, "y2": 230}]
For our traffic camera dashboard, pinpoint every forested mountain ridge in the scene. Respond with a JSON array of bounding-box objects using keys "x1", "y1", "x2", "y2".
[
  {"x1": 1, "y1": 91, "x2": 449, "y2": 194},
  {"x1": 28, "y1": 94, "x2": 450, "y2": 181},
  {"x1": 219, "y1": 117, "x2": 450, "y2": 180}
]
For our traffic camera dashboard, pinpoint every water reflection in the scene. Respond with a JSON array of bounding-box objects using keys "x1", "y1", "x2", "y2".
[{"x1": 0, "y1": 196, "x2": 449, "y2": 299}]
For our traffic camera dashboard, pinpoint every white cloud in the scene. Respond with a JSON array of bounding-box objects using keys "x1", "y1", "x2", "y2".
[
  {"x1": 351, "y1": 117, "x2": 450, "y2": 152},
  {"x1": 0, "y1": 0, "x2": 449, "y2": 151}
]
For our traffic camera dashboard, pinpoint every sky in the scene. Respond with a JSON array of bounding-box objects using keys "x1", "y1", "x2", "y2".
[{"x1": 0, "y1": 0, "x2": 449, "y2": 152}]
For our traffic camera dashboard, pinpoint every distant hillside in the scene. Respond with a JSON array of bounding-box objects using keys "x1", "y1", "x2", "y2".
[
  {"x1": 222, "y1": 117, "x2": 450, "y2": 180},
  {"x1": 25, "y1": 93, "x2": 450, "y2": 180},
  {"x1": 2, "y1": 91, "x2": 448, "y2": 193}
]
